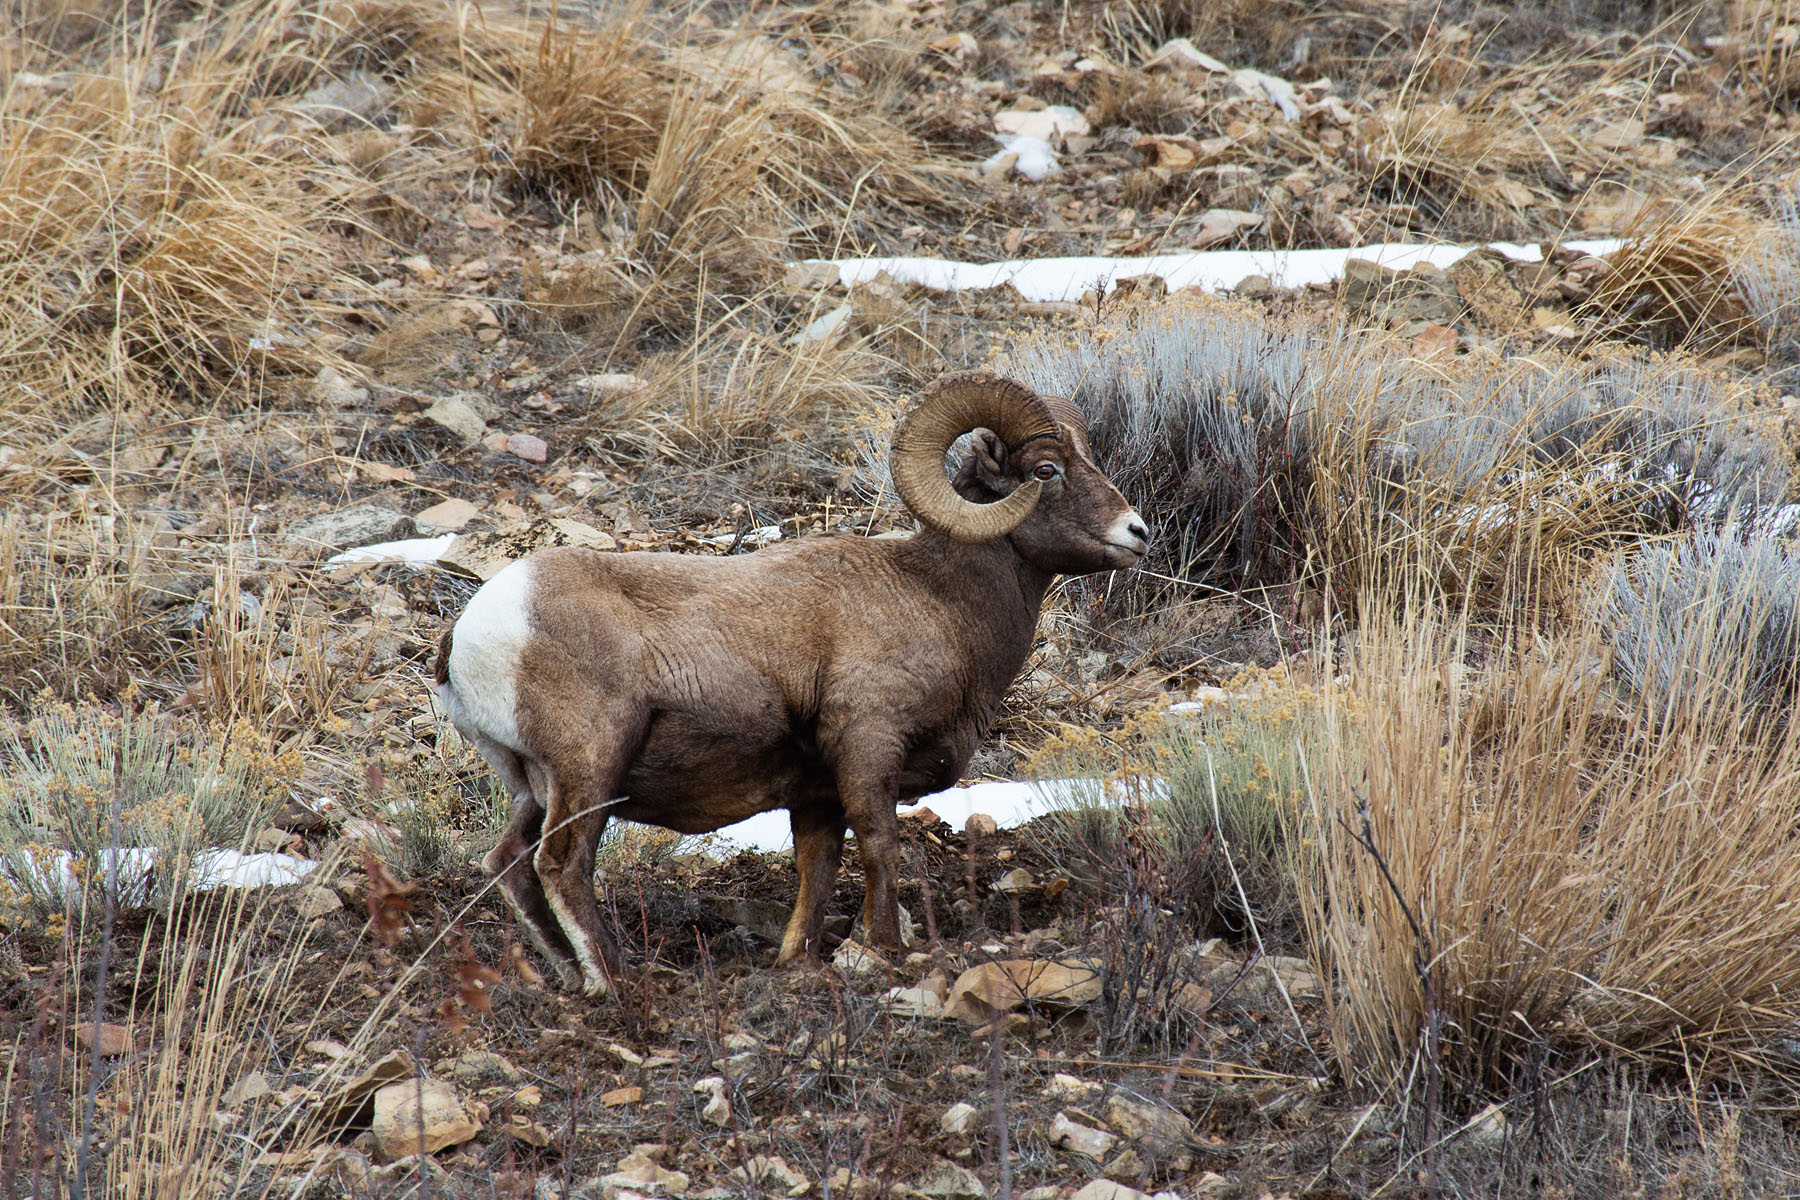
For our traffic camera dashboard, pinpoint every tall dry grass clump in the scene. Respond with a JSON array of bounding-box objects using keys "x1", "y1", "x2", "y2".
[
  {"x1": 1587, "y1": 201, "x2": 1762, "y2": 349},
  {"x1": 1304, "y1": 600, "x2": 1800, "y2": 1095},
  {"x1": 510, "y1": 9, "x2": 942, "y2": 345},
  {"x1": 0, "y1": 0, "x2": 375, "y2": 425}
]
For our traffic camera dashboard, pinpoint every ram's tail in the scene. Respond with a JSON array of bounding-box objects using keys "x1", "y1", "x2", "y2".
[{"x1": 433, "y1": 626, "x2": 454, "y2": 687}]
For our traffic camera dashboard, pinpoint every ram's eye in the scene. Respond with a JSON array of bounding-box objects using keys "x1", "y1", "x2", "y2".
[{"x1": 1033, "y1": 463, "x2": 1059, "y2": 481}]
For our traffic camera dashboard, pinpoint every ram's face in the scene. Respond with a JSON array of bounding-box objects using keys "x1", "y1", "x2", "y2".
[{"x1": 964, "y1": 416, "x2": 1149, "y2": 576}]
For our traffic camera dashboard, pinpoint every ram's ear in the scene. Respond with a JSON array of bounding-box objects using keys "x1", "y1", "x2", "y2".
[{"x1": 967, "y1": 427, "x2": 1011, "y2": 490}]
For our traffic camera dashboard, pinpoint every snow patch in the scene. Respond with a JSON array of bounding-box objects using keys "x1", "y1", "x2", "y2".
[
  {"x1": 694, "y1": 777, "x2": 1165, "y2": 855},
  {"x1": 984, "y1": 134, "x2": 1061, "y2": 181},
  {"x1": 325, "y1": 534, "x2": 457, "y2": 566},
  {"x1": 8, "y1": 847, "x2": 317, "y2": 906},
  {"x1": 811, "y1": 239, "x2": 1625, "y2": 304}
]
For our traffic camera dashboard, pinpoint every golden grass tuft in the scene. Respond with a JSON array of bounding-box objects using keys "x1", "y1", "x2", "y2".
[
  {"x1": 582, "y1": 330, "x2": 896, "y2": 488},
  {"x1": 1588, "y1": 201, "x2": 1761, "y2": 349},
  {"x1": 1305, "y1": 599, "x2": 1800, "y2": 1092}
]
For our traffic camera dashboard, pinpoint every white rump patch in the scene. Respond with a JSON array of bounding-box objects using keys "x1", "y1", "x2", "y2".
[{"x1": 439, "y1": 557, "x2": 534, "y2": 750}]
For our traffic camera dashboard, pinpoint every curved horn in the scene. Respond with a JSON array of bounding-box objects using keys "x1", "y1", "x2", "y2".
[
  {"x1": 1039, "y1": 395, "x2": 1089, "y2": 433},
  {"x1": 891, "y1": 370, "x2": 1060, "y2": 543}
]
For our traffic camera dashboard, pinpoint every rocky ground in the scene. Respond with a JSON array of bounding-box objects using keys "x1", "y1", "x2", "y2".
[{"x1": 7, "y1": 0, "x2": 1800, "y2": 1196}]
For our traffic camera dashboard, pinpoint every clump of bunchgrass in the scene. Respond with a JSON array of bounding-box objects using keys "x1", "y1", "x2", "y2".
[
  {"x1": 0, "y1": 703, "x2": 299, "y2": 921},
  {"x1": 1586, "y1": 201, "x2": 1761, "y2": 349},
  {"x1": 0, "y1": 0, "x2": 369, "y2": 422},
  {"x1": 1304, "y1": 601, "x2": 1800, "y2": 1096},
  {"x1": 583, "y1": 330, "x2": 896, "y2": 506}
]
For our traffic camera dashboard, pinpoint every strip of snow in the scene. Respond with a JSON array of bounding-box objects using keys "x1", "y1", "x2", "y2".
[
  {"x1": 7, "y1": 847, "x2": 317, "y2": 905},
  {"x1": 812, "y1": 239, "x2": 1624, "y2": 304},
  {"x1": 325, "y1": 534, "x2": 456, "y2": 566},
  {"x1": 695, "y1": 777, "x2": 1167, "y2": 855}
]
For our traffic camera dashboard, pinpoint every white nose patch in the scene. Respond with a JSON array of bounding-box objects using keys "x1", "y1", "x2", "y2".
[{"x1": 1108, "y1": 510, "x2": 1151, "y2": 553}]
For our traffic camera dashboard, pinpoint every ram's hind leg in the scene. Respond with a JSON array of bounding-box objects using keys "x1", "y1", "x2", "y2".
[
  {"x1": 536, "y1": 719, "x2": 644, "y2": 998},
  {"x1": 779, "y1": 804, "x2": 846, "y2": 967},
  {"x1": 476, "y1": 741, "x2": 582, "y2": 990}
]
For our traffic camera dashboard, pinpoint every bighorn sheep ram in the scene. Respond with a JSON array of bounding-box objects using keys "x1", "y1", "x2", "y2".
[{"x1": 433, "y1": 370, "x2": 1148, "y2": 997}]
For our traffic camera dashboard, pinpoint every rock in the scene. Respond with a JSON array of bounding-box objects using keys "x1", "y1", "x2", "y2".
[
  {"x1": 369, "y1": 1078, "x2": 483, "y2": 1157},
  {"x1": 291, "y1": 885, "x2": 343, "y2": 919},
  {"x1": 423, "y1": 395, "x2": 488, "y2": 444},
  {"x1": 964, "y1": 813, "x2": 998, "y2": 837},
  {"x1": 369, "y1": 1154, "x2": 455, "y2": 1193},
  {"x1": 594, "y1": 1150, "x2": 690, "y2": 1197},
  {"x1": 444, "y1": 1049, "x2": 522, "y2": 1086},
  {"x1": 1448, "y1": 250, "x2": 1528, "y2": 331},
  {"x1": 1193, "y1": 208, "x2": 1265, "y2": 248},
  {"x1": 290, "y1": 70, "x2": 392, "y2": 130},
  {"x1": 1144, "y1": 37, "x2": 1229, "y2": 73},
  {"x1": 834, "y1": 939, "x2": 890, "y2": 975},
  {"x1": 944, "y1": 960, "x2": 1102, "y2": 1023},
  {"x1": 1102, "y1": 1093, "x2": 1195, "y2": 1152},
  {"x1": 885, "y1": 985, "x2": 945, "y2": 1018},
  {"x1": 506, "y1": 433, "x2": 549, "y2": 464},
  {"x1": 1048, "y1": 1111, "x2": 1117, "y2": 1160},
  {"x1": 222, "y1": 1071, "x2": 272, "y2": 1108},
  {"x1": 74, "y1": 1023, "x2": 134, "y2": 1056},
  {"x1": 1133, "y1": 134, "x2": 1206, "y2": 171},
  {"x1": 694, "y1": 1076, "x2": 731, "y2": 1126},
  {"x1": 993, "y1": 868, "x2": 1034, "y2": 894},
  {"x1": 1264, "y1": 955, "x2": 1324, "y2": 1001},
  {"x1": 788, "y1": 303, "x2": 853, "y2": 346},
  {"x1": 1102, "y1": 1147, "x2": 1147, "y2": 1180},
  {"x1": 779, "y1": 263, "x2": 842, "y2": 293},
  {"x1": 940, "y1": 1102, "x2": 981, "y2": 1136},
  {"x1": 1070, "y1": 1180, "x2": 1153, "y2": 1200},
  {"x1": 414, "y1": 498, "x2": 480, "y2": 533},
  {"x1": 1047, "y1": 1073, "x2": 1104, "y2": 1102},
  {"x1": 311, "y1": 366, "x2": 370, "y2": 407},
  {"x1": 1465, "y1": 1101, "x2": 1508, "y2": 1149},
  {"x1": 314, "y1": 1050, "x2": 417, "y2": 1137},
  {"x1": 1411, "y1": 323, "x2": 1458, "y2": 361},
  {"x1": 602, "y1": 1086, "x2": 644, "y2": 1107},
  {"x1": 994, "y1": 104, "x2": 1089, "y2": 142},
  {"x1": 740, "y1": 1154, "x2": 806, "y2": 1192},
  {"x1": 505, "y1": 1114, "x2": 554, "y2": 1147},
  {"x1": 915, "y1": 1161, "x2": 987, "y2": 1199},
  {"x1": 1228, "y1": 67, "x2": 1300, "y2": 120},
  {"x1": 926, "y1": 31, "x2": 980, "y2": 66},
  {"x1": 286, "y1": 505, "x2": 411, "y2": 553}
]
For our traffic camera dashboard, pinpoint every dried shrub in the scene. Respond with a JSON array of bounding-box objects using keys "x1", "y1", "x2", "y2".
[
  {"x1": 996, "y1": 297, "x2": 1792, "y2": 613},
  {"x1": 0, "y1": 704, "x2": 296, "y2": 919},
  {"x1": 1026, "y1": 673, "x2": 1335, "y2": 939},
  {"x1": 1598, "y1": 522, "x2": 1800, "y2": 722}
]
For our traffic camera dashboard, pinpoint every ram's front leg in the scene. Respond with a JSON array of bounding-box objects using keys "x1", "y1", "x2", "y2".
[
  {"x1": 779, "y1": 803, "x2": 846, "y2": 967},
  {"x1": 833, "y1": 744, "x2": 908, "y2": 952}
]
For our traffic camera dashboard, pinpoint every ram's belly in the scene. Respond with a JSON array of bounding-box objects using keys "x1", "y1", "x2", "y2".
[{"x1": 610, "y1": 712, "x2": 828, "y2": 834}]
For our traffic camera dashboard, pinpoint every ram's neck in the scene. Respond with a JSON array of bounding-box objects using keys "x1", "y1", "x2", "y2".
[{"x1": 896, "y1": 528, "x2": 1054, "y2": 663}]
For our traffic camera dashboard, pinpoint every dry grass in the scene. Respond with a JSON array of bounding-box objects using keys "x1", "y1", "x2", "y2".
[
  {"x1": 1305, "y1": 600, "x2": 1800, "y2": 1094},
  {"x1": 509, "y1": 8, "x2": 942, "y2": 346},
  {"x1": 1588, "y1": 201, "x2": 1762, "y2": 349},
  {"x1": 0, "y1": 0, "x2": 374, "y2": 425}
]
